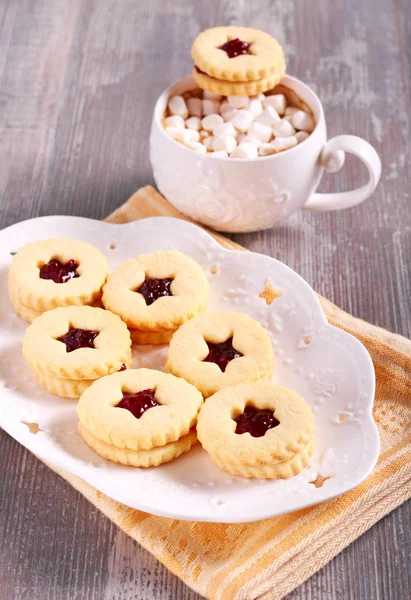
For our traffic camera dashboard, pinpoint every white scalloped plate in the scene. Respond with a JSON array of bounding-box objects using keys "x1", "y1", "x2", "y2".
[{"x1": 0, "y1": 216, "x2": 379, "y2": 522}]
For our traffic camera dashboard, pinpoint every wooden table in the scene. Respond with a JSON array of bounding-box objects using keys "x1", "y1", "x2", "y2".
[{"x1": 1, "y1": 1, "x2": 410, "y2": 598}]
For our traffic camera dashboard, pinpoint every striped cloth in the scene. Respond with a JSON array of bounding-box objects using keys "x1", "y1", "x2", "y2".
[{"x1": 48, "y1": 186, "x2": 410, "y2": 600}]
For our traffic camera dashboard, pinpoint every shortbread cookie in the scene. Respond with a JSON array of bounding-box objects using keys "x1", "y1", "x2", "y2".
[
  {"x1": 23, "y1": 306, "x2": 132, "y2": 381},
  {"x1": 79, "y1": 423, "x2": 197, "y2": 467},
  {"x1": 193, "y1": 67, "x2": 282, "y2": 96},
  {"x1": 102, "y1": 251, "x2": 209, "y2": 342},
  {"x1": 191, "y1": 27, "x2": 285, "y2": 83},
  {"x1": 197, "y1": 382, "x2": 314, "y2": 466},
  {"x1": 210, "y1": 441, "x2": 313, "y2": 479},
  {"x1": 8, "y1": 287, "x2": 42, "y2": 322},
  {"x1": 77, "y1": 368, "x2": 203, "y2": 451},
  {"x1": 8, "y1": 238, "x2": 108, "y2": 312},
  {"x1": 165, "y1": 311, "x2": 274, "y2": 397},
  {"x1": 129, "y1": 328, "x2": 175, "y2": 345},
  {"x1": 9, "y1": 285, "x2": 104, "y2": 324},
  {"x1": 34, "y1": 369, "x2": 95, "y2": 398}
]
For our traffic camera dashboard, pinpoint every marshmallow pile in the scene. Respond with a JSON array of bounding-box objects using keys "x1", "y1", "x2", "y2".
[{"x1": 163, "y1": 90, "x2": 315, "y2": 158}]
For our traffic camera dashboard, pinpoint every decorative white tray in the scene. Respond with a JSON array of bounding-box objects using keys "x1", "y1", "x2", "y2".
[{"x1": 0, "y1": 216, "x2": 379, "y2": 522}]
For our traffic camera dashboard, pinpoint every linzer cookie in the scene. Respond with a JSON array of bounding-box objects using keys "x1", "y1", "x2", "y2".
[
  {"x1": 77, "y1": 369, "x2": 203, "y2": 467},
  {"x1": 191, "y1": 26, "x2": 286, "y2": 86},
  {"x1": 196, "y1": 382, "x2": 314, "y2": 479},
  {"x1": 165, "y1": 311, "x2": 274, "y2": 397},
  {"x1": 192, "y1": 68, "x2": 282, "y2": 98},
  {"x1": 22, "y1": 306, "x2": 132, "y2": 398},
  {"x1": 8, "y1": 238, "x2": 108, "y2": 321},
  {"x1": 102, "y1": 251, "x2": 209, "y2": 344}
]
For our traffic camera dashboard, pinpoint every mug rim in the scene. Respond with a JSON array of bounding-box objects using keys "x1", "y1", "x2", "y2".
[{"x1": 153, "y1": 74, "x2": 325, "y2": 162}]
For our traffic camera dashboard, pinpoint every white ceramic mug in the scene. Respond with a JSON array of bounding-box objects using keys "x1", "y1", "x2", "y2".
[{"x1": 150, "y1": 75, "x2": 381, "y2": 233}]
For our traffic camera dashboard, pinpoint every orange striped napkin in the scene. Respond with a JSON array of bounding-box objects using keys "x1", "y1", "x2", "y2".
[{"x1": 48, "y1": 186, "x2": 410, "y2": 600}]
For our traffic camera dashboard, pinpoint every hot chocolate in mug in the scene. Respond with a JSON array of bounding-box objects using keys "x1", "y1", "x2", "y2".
[{"x1": 150, "y1": 75, "x2": 381, "y2": 233}]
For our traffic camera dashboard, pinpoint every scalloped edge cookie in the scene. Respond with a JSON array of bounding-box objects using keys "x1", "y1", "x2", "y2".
[
  {"x1": 23, "y1": 306, "x2": 132, "y2": 380},
  {"x1": 196, "y1": 382, "x2": 314, "y2": 464},
  {"x1": 102, "y1": 250, "x2": 209, "y2": 331},
  {"x1": 165, "y1": 311, "x2": 274, "y2": 398},
  {"x1": 79, "y1": 423, "x2": 197, "y2": 467},
  {"x1": 130, "y1": 328, "x2": 175, "y2": 345},
  {"x1": 8, "y1": 238, "x2": 108, "y2": 311},
  {"x1": 210, "y1": 441, "x2": 313, "y2": 479},
  {"x1": 33, "y1": 370, "x2": 95, "y2": 398},
  {"x1": 193, "y1": 67, "x2": 285, "y2": 96},
  {"x1": 191, "y1": 26, "x2": 285, "y2": 82},
  {"x1": 77, "y1": 368, "x2": 203, "y2": 451}
]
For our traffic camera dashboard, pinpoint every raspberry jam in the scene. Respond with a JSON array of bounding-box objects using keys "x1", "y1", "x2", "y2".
[
  {"x1": 57, "y1": 328, "x2": 98, "y2": 352},
  {"x1": 194, "y1": 65, "x2": 207, "y2": 74},
  {"x1": 235, "y1": 406, "x2": 280, "y2": 438},
  {"x1": 117, "y1": 388, "x2": 159, "y2": 419},
  {"x1": 39, "y1": 259, "x2": 79, "y2": 283},
  {"x1": 137, "y1": 278, "x2": 173, "y2": 306},
  {"x1": 203, "y1": 337, "x2": 243, "y2": 372},
  {"x1": 219, "y1": 38, "x2": 251, "y2": 58},
  {"x1": 118, "y1": 363, "x2": 127, "y2": 372}
]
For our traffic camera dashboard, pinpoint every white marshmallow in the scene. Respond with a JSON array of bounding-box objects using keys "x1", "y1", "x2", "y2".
[
  {"x1": 272, "y1": 119, "x2": 296, "y2": 138},
  {"x1": 248, "y1": 122, "x2": 272, "y2": 143},
  {"x1": 187, "y1": 97, "x2": 202, "y2": 118},
  {"x1": 201, "y1": 113, "x2": 224, "y2": 131},
  {"x1": 227, "y1": 95, "x2": 250, "y2": 109},
  {"x1": 248, "y1": 99, "x2": 264, "y2": 116},
  {"x1": 263, "y1": 94, "x2": 287, "y2": 115},
  {"x1": 211, "y1": 150, "x2": 228, "y2": 158},
  {"x1": 213, "y1": 122, "x2": 237, "y2": 137},
  {"x1": 185, "y1": 116, "x2": 201, "y2": 130},
  {"x1": 168, "y1": 96, "x2": 188, "y2": 118},
  {"x1": 219, "y1": 100, "x2": 231, "y2": 114},
  {"x1": 291, "y1": 110, "x2": 315, "y2": 132},
  {"x1": 271, "y1": 136, "x2": 298, "y2": 152},
  {"x1": 203, "y1": 90, "x2": 222, "y2": 101},
  {"x1": 251, "y1": 93, "x2": 265, "y2": 102},
  {"x1": 202, "y1": 99, "x2": 220, "y2": 115},
  {"x1": 187, "y1": 129, "x2": 200, "y2": 142},
  {"x1": 230, "y1": 110, "x2": 254, "y2": 133},
  {"x1": 255, "y1": 106, "x2": 281, "y2": 127},
  {"x1": 222, "y1": 106, "x2": 238, "y2": 122},
  {"x1": 165, "y1": 126, "x2": 191, "y2": 144},
  {"x1": 213, "y1": 135, "x2": 237, "y2": 154},
  {"x1": 238, "y1": 135, "x2": 262, "y2": 148},
  {"x1": 199, "y1": 130, "x2": 210, "y2": 139},
  {"x1": 231, "y1": 143, "x2": 258, "y2": 159},
  {"x1": 187, "y1": 141, "x2": 207, "y2": 154},
  {"x1": 203, "y1": 136, "x2": 215, "y2": 150},
  {"x1": 285, "y1": 106, "x2": 299, "y2": 116},
  {"x1": 164, "y1": 115, "x2": 185, "y2": 130},
  {"x1": 295, "y1": 131, "x2": 309, "y2": 144},
  {"x1": 258, "y1": 143, "x2": 276, "y2": 156}
]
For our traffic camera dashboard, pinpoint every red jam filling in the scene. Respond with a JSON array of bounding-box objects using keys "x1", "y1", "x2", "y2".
[
  {"x1": 219, "y1": 38, "x2": 251, "y2": 58},
  {"x1": 39, "y1": 259, "x2": 79, "y2": 283},
  {"x1": 203, "y1": 337, "x2": 243, "y2": 372},
  {"x1": 194, "y1": 65, "x2": 207, "y2": 74},
  {"x1": 118, "y1": 363, "x2": 127, "y2": 372},
  {"x1": 116, "y1": 388, "x2": 159, "y2": 419},
  {"x1": 136, "y1": 278, "x2": 173, "y2": 306},
  {"x1": 235, "y1": 406, "x2": 280, "y2": 438},
  {"x1": 57, "y1": 328, "x2": 98, "y2": 352}
]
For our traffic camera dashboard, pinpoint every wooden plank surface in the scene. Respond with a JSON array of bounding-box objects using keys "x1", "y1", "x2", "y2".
[{"x1": 0, "y1": 1, "x2": 410, "y2": 599}]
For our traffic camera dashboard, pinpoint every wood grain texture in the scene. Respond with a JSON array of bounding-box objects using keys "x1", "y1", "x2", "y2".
[{"x1": 0, "y1": 0, "x2": 410, "y2": 599}]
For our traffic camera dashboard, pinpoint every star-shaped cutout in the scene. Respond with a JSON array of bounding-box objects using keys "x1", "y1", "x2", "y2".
[
  {"x1": 309, "y1": 474, "x2": 333, "y2": 488},
  {"x1": 259, "y1": 281, "x2": 283, "y2": 305}
]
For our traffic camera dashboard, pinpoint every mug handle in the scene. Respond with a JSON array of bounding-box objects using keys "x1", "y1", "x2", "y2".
[{"x1": 303, "y1": 135, "x2": 381, "y2": 211}]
